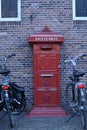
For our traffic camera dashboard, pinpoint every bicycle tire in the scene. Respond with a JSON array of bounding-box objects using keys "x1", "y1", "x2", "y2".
[
  {"x1": 80, "y1": 106, "x2": 86, "y2": 130},
  {"x1": 79, "y1": 91, "x2": 86, "y2": 129},
  {"x1": 66, "y1": 83, "x2": 77, "y2": 113},
  {"x1": 0, "y1": 101, "x2": 4, "y2": 111},
  {"x1": 5, "y1": 100, "x2": 13, "y2": 128}
]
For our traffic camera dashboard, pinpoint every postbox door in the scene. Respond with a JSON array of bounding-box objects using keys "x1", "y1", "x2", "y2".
[
  {"x1": 34, "y1": 44, "x2": 60, "y2": 107},
  {"x1": 34, "y1": 71, "x2": 60, "y2": 106}
]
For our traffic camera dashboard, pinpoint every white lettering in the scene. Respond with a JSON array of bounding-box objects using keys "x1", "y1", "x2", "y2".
[{"x1": 35, "y1": 37, "x2": 58, "y2": 41}]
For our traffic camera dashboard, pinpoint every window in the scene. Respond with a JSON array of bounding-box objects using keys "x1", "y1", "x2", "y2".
[
  {"x1": 73, "y1": 0, "x2": 87, "y2": 20},
  {"x1": 0, "y1": 0, "x2": 21, "y2": 21}
]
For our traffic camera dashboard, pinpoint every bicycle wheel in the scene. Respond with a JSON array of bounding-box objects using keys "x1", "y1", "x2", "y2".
[
  {"x1": 79, "y1": 92, "x2": 86, "y2": 129},
  {"x1": 66, "y1": 83, "x2": 77, "y2": 113},
  {"x1": 80, "y1": 106, "x2": 86, "y2": 130},
  {"x1": 12, "y1": 93, "x2": 26, "y2": 115},
  {"x1": 5, "y1": 100, "x2": 13, "y2": 128}
]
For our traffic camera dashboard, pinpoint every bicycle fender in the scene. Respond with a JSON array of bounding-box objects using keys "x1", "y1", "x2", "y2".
[
  {"x1": 10, "y1": 83, "x2": 25, "y2": 92},
  {"x1": 80, "y1": 89, "x2": 86, "y2": 102}
]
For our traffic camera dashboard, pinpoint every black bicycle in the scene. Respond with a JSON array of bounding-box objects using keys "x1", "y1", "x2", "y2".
[
  {"x1": 61, "y1": 54, "x2": 87, "y2": 129},
  {"x1": 0, "y1": 54, "x2": 26, "y2": 128}
]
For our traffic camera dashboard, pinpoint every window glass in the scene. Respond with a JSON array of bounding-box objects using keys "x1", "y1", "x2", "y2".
[
  {"x1": 1, "y1": 0, "x2": 17, "y2": 18},
  {"x1": 76, "y1": 0, "x2": 87, "y2": 17}
]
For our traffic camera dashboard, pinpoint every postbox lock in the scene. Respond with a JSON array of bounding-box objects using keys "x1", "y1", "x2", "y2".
[{"x1": 44, "y1": 94, "x2": 51, "y2": 102}]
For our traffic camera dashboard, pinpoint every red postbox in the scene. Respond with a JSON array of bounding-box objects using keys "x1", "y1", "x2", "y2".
[{"x1": 28, "y1": 26, "x2": 64, "y2": 107}]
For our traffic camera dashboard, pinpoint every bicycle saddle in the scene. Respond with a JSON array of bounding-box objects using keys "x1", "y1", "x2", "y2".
[
  {"x1": 0, "y1": 69, "x2": 10, "y2": 75},
  {"x1": 74, "y1": 70, "x2": 85, "y2": 77}
]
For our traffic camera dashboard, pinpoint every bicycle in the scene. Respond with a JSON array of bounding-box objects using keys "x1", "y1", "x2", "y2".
[
  {"x1": 61, "y1": 54, "x2": 87, "y2": 129},
  {"x1": 0, "y1": 54, "x2": 26, "y2": 128}
]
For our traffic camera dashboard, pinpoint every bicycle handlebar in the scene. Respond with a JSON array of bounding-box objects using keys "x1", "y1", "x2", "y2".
[
  {"x1": 3, "y1": 53, "x2": 16, "y2": 70},
  {"x1": 64, "y1": 54, "x2": 87, "y2": 67},
  {"x1": 4, "y1": 53, "x2": 16, "y2": 62},
  {"x1": 6, "y1": 53, "x2": 16, "y2": 59}
]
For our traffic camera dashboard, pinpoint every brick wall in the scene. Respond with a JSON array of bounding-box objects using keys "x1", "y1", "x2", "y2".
[{"x1": 0, "y1": 0, "x2": 87, "y2": 109}]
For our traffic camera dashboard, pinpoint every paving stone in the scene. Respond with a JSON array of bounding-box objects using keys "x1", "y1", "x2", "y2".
[{"x1": 0, "y1": 112, "x2": 86, "y2": 130}]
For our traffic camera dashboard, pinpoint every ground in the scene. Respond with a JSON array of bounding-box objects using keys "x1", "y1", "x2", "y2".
[{"x1": 0, "y1": 110, "x2": 86, "y2": 130}]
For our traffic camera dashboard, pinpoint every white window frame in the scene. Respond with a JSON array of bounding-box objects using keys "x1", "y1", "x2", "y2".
[
  {"x1": 0, "y1": 0, "x2": 21, "y2": 21},
  {"x1": 72, "y1": 0, "x2": 87, "y2": 20}
]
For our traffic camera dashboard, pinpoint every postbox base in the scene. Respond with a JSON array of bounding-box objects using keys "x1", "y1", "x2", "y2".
[{"x1": 25, "y1": 107, "x2": 67, "y2": 117}]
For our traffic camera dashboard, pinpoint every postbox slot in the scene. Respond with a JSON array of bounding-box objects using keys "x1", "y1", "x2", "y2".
[
  {"x1": 41, "y1": 74, "x2": 54, "y2": 77},
  {"x1": 41, "y1": 45, "x2": 53, "y2": 50},
  {"x1": 37, "y1": 87, "x2": 57, "y2": 91}
]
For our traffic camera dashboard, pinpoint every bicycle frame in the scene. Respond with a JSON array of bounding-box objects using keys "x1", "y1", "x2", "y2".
[
  {"x1": 63, "y1": 53, "x2": 87, "y2": 129},
  {"x1": 0, "y1": 54, "x2": 26, "y2": 128}
]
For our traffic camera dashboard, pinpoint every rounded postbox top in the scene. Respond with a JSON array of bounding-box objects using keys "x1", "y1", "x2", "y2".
[{"x1": 28, "y1": 26, "x2": 64, "y2": 44}]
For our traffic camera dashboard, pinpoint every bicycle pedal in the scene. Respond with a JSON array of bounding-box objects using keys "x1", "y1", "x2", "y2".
[
  {"x1": 79, "y1": 106, "x2": 84, "y2": 110},
  {"x1": 69, "y1": 102, "x2": 76, "y2": 107},
  {"x1": 3, "y1": 108, "x2": 7, "y2": 112},
  {"x1": 13, "y1": 98, "x2": 21, "y2": 105},
  {"x1": 0, "y1": 100, "x2": 2, "y2": 103}
]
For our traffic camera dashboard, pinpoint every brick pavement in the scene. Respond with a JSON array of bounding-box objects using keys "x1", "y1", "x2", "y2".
[{"x1": 0, "y1": 111, "x2": 86, "y2": 130}]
